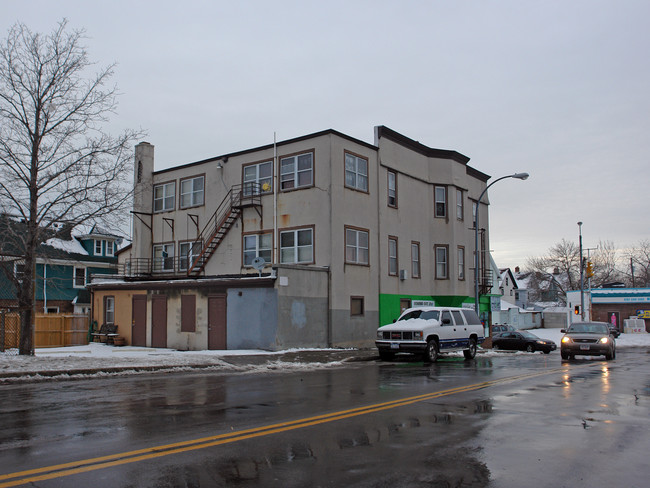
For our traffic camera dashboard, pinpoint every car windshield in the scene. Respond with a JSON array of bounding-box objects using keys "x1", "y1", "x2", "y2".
[
  {"x1": 399, "y1": 310, "x2": 440, "y2": 321},
  {"x1": 519, "y1": 331, "x2": 539, "y2": 340},
  {"x1": 568, "y1": 323, "x2": 609, "y2": 334}
]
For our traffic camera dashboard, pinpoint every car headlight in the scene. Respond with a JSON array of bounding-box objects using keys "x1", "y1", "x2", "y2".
[
  {"x1": 377, "y1": 330, "x2": 383, "y2": 339},
  {"x1": 600, "y1": 337, "x2": 610, "y2": 344},
  {"x1": 413, "y1": 331, "x2": 423, "y2": 340},
  {"x1": 561, "y1": 337, "x2": 572, "y2": 344}
]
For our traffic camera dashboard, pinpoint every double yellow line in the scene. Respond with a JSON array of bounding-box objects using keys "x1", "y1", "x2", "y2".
[{"x1": 0, "y1": 368, "x2": 564, "y2": 487}]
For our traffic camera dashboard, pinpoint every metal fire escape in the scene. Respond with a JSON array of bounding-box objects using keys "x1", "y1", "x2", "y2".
[{"x1": 187, "y1": 184, "x2": 261, "y2": 277}]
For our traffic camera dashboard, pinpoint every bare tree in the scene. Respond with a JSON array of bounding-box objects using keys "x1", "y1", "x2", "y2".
[
  {"x1": 622, "y1": 240, "x2": 650, "y2": 287},
  {"x1": 0, "y1": 20, "x2": 144, "y2": 354}
]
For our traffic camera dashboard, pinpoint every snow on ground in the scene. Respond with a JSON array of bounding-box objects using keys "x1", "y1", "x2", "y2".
[{"x1": 1, "y1": 329, "x2": 647, "y2": 382}]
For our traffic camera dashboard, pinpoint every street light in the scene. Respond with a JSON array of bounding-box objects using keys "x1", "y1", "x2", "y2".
[{"x1": 474, "y1": 172, "x2": 529, "y2": 315}]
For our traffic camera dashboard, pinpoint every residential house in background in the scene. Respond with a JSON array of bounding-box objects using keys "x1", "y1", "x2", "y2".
[
  {"x1": 0, "y1": 216, "x2": 121, "y2": 314},
  {"x1": 90, "y1": 126, "x2": 493, "y2": 350}
]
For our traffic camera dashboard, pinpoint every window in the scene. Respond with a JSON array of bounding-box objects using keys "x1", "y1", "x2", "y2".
[
  {"x1": 243, "y1": 161, "x2": 273, "y2": 195},
  {"x1": 153, "y1": 243, "x2": 174, "y2": 272},
  {"x1": 435, "y1": 186, "x2": 446, "y2": 218},
  {"x1": 351, "y1": 296, "x2": 364, "y2": 316},
  {"x1": 452, "y1": 310, "x2": 464, "y2": 325},
  {"x1": 104, "y1": 296, "x2": 115, "y2": 324},
  {"x1": 181, "y1": 294, "x2": 196, "y2": 333},
  {"x1": 95, "y1": 239, "x2": 103, "y2": 255},
  {"x1": 388, "y1": 237, "x2": 398, "y2": 276},
  {"x1": 73, "y1": 267, "x2": 86, "y2": 288},
  {"x1": 457, "y1": 246, "x2": 465, "y2": 280},
  {"x1": 345, "y1": 152, "x2": 368, "y2": 192},
  {"x1": 179, "y1": 241, "x2": 202, "y2": 271},
  {"x1": 345, "y1": 227, "x2": 369, "y2": 265},
  {"x1": 280, "y1": 152, "x2": 313, "y2": 190},
  {"x1": 180, "y1": 175, "x2": 204, "y2": 208},
  {"x1": 154, "y1": 181, "x2": 175, "y2": 212},
  {"x1": 435, "y1": 245, "x2": 448, "y2": 279},
  {"x1": 280, "y1": 227, "x2": 313, "y2": 264},
  {"x1": 14, "y1": 262, "x2": 25, "y2": 283},
  {"x1": 456, "y1": 189, "x2": 464, "y2": 221},
  {"x1": 243, "y1": 232, "x2": 273, "y2": 266},
  {"x1": 106, "y1": 240, "x2": 115, "y2": 257},
  {"x1": 387, "y1": 170, "x2": 397, "y2": 207},
  {"x1": 472, "y1": 201, "x2": 477, "y2": 228},
  {"x1": 411, "y1": 242, "x2": 420, "y2": 278}
]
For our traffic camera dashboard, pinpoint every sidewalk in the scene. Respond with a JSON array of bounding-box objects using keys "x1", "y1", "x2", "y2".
[{"x1": 0, "y1": 343, "x2": 379, "y2": 383}]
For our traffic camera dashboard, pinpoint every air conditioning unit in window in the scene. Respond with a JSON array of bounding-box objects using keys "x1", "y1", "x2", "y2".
[{"x1": 399, "y1": 269, "x2": 407, "y2": 281}]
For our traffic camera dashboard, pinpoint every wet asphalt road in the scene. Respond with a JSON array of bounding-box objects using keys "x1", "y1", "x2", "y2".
[{"x1": 1, "y1": 348, "x2": 649, "y2": 487}]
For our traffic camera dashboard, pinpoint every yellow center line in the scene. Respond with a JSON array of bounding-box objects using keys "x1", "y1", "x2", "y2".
[{"x1": 0, "y1": 367, "x2": 567, "y2": 487}]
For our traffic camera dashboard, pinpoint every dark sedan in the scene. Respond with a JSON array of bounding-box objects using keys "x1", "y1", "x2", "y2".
[
  {"x1": 491, "y1": 330, "x2": 557, "y2": 354},
  {"x1": 560, "y1": 321, "x2": 616, "y2": 360}
]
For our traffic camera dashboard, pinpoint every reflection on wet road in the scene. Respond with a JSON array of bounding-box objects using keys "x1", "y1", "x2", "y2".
[{"x1": 1, "y1": 350, "x2": 649, "y2": 487}]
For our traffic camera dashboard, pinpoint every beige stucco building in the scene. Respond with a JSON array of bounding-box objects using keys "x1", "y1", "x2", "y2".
[{"x1": 90, "y1": 126, "x2": 492, "y2": 350}]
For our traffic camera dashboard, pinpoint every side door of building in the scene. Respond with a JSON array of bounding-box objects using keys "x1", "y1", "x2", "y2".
[
  {"x1": 132, "y1": 294, "x2": 147, "y2": 347},
  {"x1": 151, "y1": 294, "x2": 167, "y2": 348},
  {"x1": 208, "y1": 294, "x2": 227, "y2": 350}
]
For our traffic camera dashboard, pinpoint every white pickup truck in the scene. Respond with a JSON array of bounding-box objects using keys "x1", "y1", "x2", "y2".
[{"x1": 376, "y1": 306, "x2": 485, "y2": 362}]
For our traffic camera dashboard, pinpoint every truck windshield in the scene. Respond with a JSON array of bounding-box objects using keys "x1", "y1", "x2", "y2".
[{"x1": 399, "y1": 310, "x2": 440, "y2": 321}]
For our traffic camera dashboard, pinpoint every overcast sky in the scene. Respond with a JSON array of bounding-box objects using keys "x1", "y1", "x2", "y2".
[{"x1": 3, "y1": 0, "x2": 649, "y2": 269}]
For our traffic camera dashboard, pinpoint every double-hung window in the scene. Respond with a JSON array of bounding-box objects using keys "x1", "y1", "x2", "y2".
[
  {"x1": 456, "y1": 189, "x2": 464, "y2": 221},
  {"x1": 153, "y1": 243, "x2": 174, "y2": 272},
  {"x1": 411, "y1": 242, "x2": 420, "y2": 278},
  {"x1": 387, "y1": 170, "x2": 397, "y2": 207},
  {"x1": 180, "y1": 176, "x2": 204, "y2": 208},
  {"x1": 388, "y1": 237, "x2": 398, "y2": 276},
  {"x1": 345, "y1": 153, "x2": 368, "y2": 192},
  {"x1": 243, "y1": 161, "x2": 273, "y2": 196},
  {"x1": 345, "y1": 227, "x2": 369, "y2": 265},
  {"x1": 74, "y1": 267, "x2": 86, "y2": 288},
  {"x1": 154, "y1": 181, "x2": 175, "y2": 212},
  {"x1": 14, "y1": 262, "x2": 26, "y2": 284},
  {"x1": 458, "y1": 246, "x2": 465, "y2": 280},
  {"x1": 94, "y1": 239, "x2": 103, "y2": 255},
  {"x1": 435, "y1": 186, "x2": 447, "y2": 218},
  {"x1": 106, "y1": 240, "x2": 115, "y2": 256},
  {"x1": 104, "y1": 296, "x2": 115, "y2": 324},
  {"x1": 243, "y1": 232, "x2": 273, "y2": 266},
  {"x1": 435, "y1": 245, "x2": 449, "y2": 279},
  {"x1": 179, "y1": 241, "x2": 202, "y2": 271},
  {"x1": 280, "y1": 152, "x2": 313, "y2": 190},
  {"x1": 280, "y1": 228, "x2": 313, "y2": 264}
]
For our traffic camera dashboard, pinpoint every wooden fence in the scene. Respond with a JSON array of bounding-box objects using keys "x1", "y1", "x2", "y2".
[{"x1": 1, "y1": 312, "x2": 89, "y2": 350}]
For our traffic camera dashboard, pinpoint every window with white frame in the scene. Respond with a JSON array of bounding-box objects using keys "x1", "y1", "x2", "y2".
[
  {"x1": 14, "y1": 262, "x2": 26, "y2": 283},
  {"x1": 388, "y1": 237, "x2": 398, "y2": 276},
  {"x1": 179, "y1": 241, "x2": 202, "y2": 271},
  {"x1": 73, "y1": 267, "x2": 86, "y2": 288},
  {"x1": 94, "y1": 239, "x2": 103, "y2": 255},
  {"x1": 345, "y1": 227, "x2": 369, "y2": 265},
  {"x1": 280, "y1": 228, "x2": 313, "y2": 264},
  {"x1": 345, "y1": 153, "x2": 368, "y2": 192},
  {"x1": 180, "y1": 175, "x2": 204, "y2": 208},
  {"x1": 243, "y1": 233, "x2": 273, "y2": 266},
  {"x1": 243, "y1": 161, "x2": 273, "y2": 196},
  {"x1": 456, "y1": 189, "x2": 464, "y2": 220},
  {"x1": 435, "y1": 186, "x2": 447, "y2": 218},
  {"x1": 458, "y1": 246, "x2": 465, "y2": 280},
  {"x1": 154, "y1": 181, "x2": 175, "y2": 212},
  {"x1": 435, "y1": 245, "x2": 448, "y2": 279},
  {"x1": 387, "y1": 170, "x2": 397, "y2": 207},
  {"x1": 411, "y1": 241, "x2": 420, "y2": 278},
  {"x1": 280, "y1": 152, "x2": 313, "y2": 190},
  {"x1": 153, "y1": 243, "x2": 175, "y2": 272},
  {"x1": 104, "y1": 296, "x2": 115, "y2": 324},
  {"x1": 106, "y1": 240, "x2": 115, "y2": 256}
]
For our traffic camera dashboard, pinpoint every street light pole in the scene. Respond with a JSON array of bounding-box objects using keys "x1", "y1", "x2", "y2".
[
  {"x1": 474, "y1": 173, "x2": 529, "y2": 315},
  {"x1": 578, "y1": 221, "x2": 585, "y2": 320}
]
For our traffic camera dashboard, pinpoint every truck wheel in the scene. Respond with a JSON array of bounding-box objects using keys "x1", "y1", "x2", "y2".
[
  {"x1": 424, "y1": 340, "x2": 439, "y2": 362},
  {"x1": 379, "y1": 351, "x2": 394, "y2": 361},
  {"x1": 463, "y1": 338, "x2": 477, "y2": 360}
]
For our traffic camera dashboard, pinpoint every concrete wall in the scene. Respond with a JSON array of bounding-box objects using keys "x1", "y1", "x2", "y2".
[{"x1": 227, "y1": 287, "x2": 278, "y2": 350}]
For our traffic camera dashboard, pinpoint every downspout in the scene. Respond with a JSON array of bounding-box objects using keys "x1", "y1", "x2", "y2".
[{"x1": 43, "y1": 262, "x2": 47, "y2": 313}]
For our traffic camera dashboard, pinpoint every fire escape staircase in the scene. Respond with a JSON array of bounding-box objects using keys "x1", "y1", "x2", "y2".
[{"x1": 187, "y1": 184, "x2": 262, "y2": 277}]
